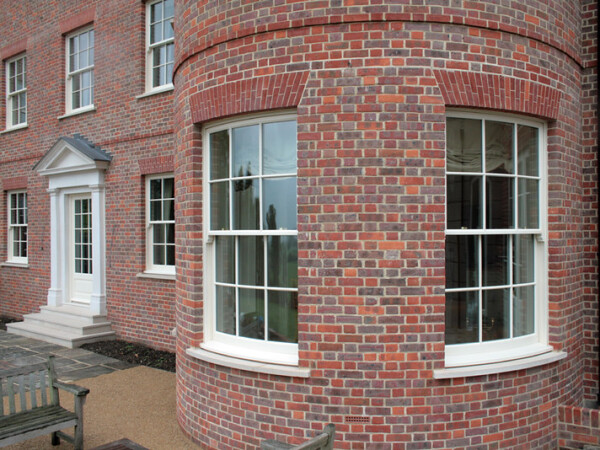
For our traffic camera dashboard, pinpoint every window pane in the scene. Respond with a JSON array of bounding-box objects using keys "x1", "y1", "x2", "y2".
[
  {"x1": 153, "y1": 223, "x2": 165, "y2": 244},
  {"x1": 210, "y1": 182, "x2": 229, "y2": 230},
  {"x1": 233, "y1": 178, "x2": 259, "y2": 230},
  {"x1": 513, "y1": 235, "x2": 534, "y2": 284},
  {"x1": 513, "y1": 285, "x2": 535, "y2": 337},
  {"x1": 232, "y1": 125, "x2": 259, "y2": 178},
  {"x1": 238, "y1": 236, "x2": 264, "y2": 286},
  {"x1": 445, "y1": 291, "x2": 479, "y2": 344},
  {"x1": 486, "y1": 176, "x2": 513, "y2": 229},
  {"x1": 446, "y1": 118, "x2": 482, "y2": 172},
  {"x1": 518, "y1": 125, "x2": 538, "y2": 176},
  {"x1": 482, "y1": 235, "x2": 508, "y2": 286},
  {"x1": 163, "y1": 200, "x2": 174, "y2": 221},
  {"x1": 210, "y1": 130, "x2": 229, "y2": 180},
  {"x1": 239, "y1": 288, "x2": 264, "y2": 340},
  {"x1": 518, "y1": 178, "x2": 538, "y2": 229},
  {"x1": 446, "y1": 175, "x2": 482, "y2": 229},
  {"x1": 166, "y1": 223, "x2": 175, "y2": 245},
  {"x1": 267, "y1": 236, "x2": 298, "y2": 288},
  {"x1": 482, "y1": 288, "x2": 510, "y2": 341},
  {"x1": 153, "y1": 243, "x2": 165, "y2": 265},
  {"x1": 263, "y1": 177, "x2": 297, "y2": 230},
  {"x1": 166, "y1": 244, "x2": 175, "y2": 265},
  {"x1": 445, "y1": 235, "x2": 478, "y2": 289},
  {"x1": 263, "y1": 121, "x2": 297, "y2": 175},
  {"x1": 268, "y1": 291, "x2": 298, "y2": 343},
  {"x1": 150, "y1": 178, "x2": 162, "y2": 200},
  {"x1": 486, "y1": 121, "x2": 513, "y2": 174},
  {"x1": 151, "y1": 20, "x2": 162, "y2": 44},
  {"x1": 216, "y1": 286, "x2": 235, "y2": 334},
  {"x1": 150, "y1": 200, "x2": 162, "y2": 221},
  {"x1": 215, "y1": 236, "x2": 234, "y2": 284}
]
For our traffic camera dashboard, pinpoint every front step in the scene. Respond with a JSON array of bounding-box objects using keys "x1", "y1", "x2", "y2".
[{"x1": 6, "y1": 306, "x2": 116, "y2": 348}]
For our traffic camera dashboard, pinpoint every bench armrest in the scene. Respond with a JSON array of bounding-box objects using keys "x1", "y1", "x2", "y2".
[{"x1": 53, "y1": 381, "x2": 90, "y2": 397}]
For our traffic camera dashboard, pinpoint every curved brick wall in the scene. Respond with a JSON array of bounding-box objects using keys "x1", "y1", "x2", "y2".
[{"x1": 174, "y1": 1, "x2": 595, "y2": 448}]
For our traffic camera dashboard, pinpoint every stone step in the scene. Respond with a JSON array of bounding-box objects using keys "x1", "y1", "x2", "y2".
[
  {"x1": 6, "y1": 321, "x2": 116, "y2": 349},
  {"x1": 39, "y1": 305, "x2": 109, "y2": 325},
  {"x1": 16, "y1": 312, "x2": 113, "y2": 336}
]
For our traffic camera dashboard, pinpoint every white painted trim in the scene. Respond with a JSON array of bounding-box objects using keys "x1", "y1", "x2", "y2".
[
  {"x1": 64, "y1": 27, "x2": 94, "y2": 115},
  {"x1": 144, "y1": 0, "x2": 174, "y2": 92},
  {"x1": 5, "y1": 54, "x2": 27, "y2": 129},
  {"x1": 188, "y1": 346, "x2": 311, "y2": 378},
  {"x1": 136, "y1": 271, "x2": 175, "y2": 281},
  {"x1": 136, "y1": 84, "x2": 173, "y2": 99},
  {"x1": 57, "y1": 105, "x2": 96, "y2": 120}
]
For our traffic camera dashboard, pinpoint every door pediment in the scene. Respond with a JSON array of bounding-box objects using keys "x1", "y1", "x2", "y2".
[{"x1": 34, "y1": 134, "x2": 111, "y2": 176}]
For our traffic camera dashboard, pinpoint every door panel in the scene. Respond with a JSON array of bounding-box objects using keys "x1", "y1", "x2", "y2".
[{"x1": 70, "y1": 195, "x2": 92, "y2": 303}]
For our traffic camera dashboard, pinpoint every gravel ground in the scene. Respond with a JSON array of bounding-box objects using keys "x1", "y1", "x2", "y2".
[{"x1": 0, "y1": 316, "x2": 176, "y2": 372}]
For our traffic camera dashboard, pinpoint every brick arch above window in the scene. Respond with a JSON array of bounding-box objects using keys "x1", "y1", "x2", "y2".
[
  {"x1": 190, "y1": 72, "x2": 309, "y2": 124},
  {"x1": 433, "y1": 70, "x2": 562, "y2": 121}
]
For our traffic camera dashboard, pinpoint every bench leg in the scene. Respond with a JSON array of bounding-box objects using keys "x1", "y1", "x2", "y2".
[{"x1": 51, "y1": 432, "x2": 60, "y2": 446}]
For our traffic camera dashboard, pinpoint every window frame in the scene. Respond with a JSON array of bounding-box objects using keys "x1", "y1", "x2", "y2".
[
  {"x1": 444, "y1": 110, "x2": 549, "y2": 368},
  {"x1": 145, "y1": 0, "x2": 174, "y2": 94},
  {"x1": 202, "y1": 111, "x2": 299, "y2": 366},
  {"x1": 65, "y1": 26, "x2": 95, "y2": 115},
  {"x1": 7, "y1": 190, "x2": 27, "y2": 264},
  {"x1": 5, "y1": 54, "x2": 27, "y2": 130},
  {"x1": 145, "y1": 173, "x2": 175, "y2": 276}
]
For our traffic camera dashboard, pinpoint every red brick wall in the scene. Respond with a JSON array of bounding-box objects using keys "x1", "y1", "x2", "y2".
[
  {"x1": 0, "y1": 0, "x2": 177, "y2": 351},
  {"x1": 175, "y1": 1, "x2": 597, "y2": 449},
  {"x1": 559, "y1": 405, "x2": 600, "y2": 449}
]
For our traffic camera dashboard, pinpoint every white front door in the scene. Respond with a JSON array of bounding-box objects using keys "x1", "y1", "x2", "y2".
[{"x1": 69, "y1": 195, "x2": 93, "y2": 304}]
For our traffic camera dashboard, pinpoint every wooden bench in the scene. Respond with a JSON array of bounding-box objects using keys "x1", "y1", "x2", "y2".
[
  {"x1": 0, "y1": 355, "x2": 89, "y2": 450},
  {"x1": 261, "y1": 424, "x2": 335, "y2": 450}
]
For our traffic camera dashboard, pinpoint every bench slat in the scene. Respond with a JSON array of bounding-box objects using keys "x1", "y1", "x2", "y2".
[
  {"x1": 18, "y1": 375, "x2": 26, "y2": 412},
  {"x1": 0, "y1": 379, "x2": 4, "y2": 416},
  {"x1": 7, "y1": 377, "x2": 15, "y2": 415},
  {"x1": 40, "y1": 370, "x2": 47, "y2": 407},
  {"x1": 0, "y1": 405, "x2": 77, "y2": 439}
]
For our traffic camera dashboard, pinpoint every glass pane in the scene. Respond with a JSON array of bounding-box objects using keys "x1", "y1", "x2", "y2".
[
  {"x1": 239, "y1": 288, "x2": 264, "y2": 340},
  {"x1": 263, "y1": 121, "x2": 297, "y2": 175},
  {"x1": 210, "y1": 182, "x2": 229, "y2": 230},
  {"x1": 513, "y1": 285, "x2": 535, "y2": 337},
  {"x1": 268, "y1": 290, "x2": 298, "y2": 343},
  {"x1": 151, "y1": 21, "x2": 162, "y2": 44},
  {"x1": 75, "y1": 259, "x2": 81, "y2": 274},
  {"x1": 238, "y1": 236, "x2": 264, "y2": 286},
  {"x1": 232, "y1": 125, "x2": 259, "y2": 178},
  {"x1": 153, "y1": 224, "x2": 165, "y2": 244},
  {"x1": 486, "y1": 176, "x2": 513, "y2": 229},
  {"x1": 82, "y1": 87, "x2": 90, "y2": 107},
  {"x1": 72, "y1": 90, "x2": 80, "y2": 109},
  {"x1": 482, "y1": 235, "x2": 508, "y2": 286},
  {"x1": 446, "y1": 175, "x2": 482, "y2": 229},
  {"x1": 164, "y1": 0, "x2": 174, "y2": 19},
  {"x1": 166, "y1": 223, "x2": 175, "y2": 245},
  {"x1": 445, "y1": 235, "x2": 478, "y2": 289},
  {"x1": 166, "y1": 244, "x2": 175, "y2": 265},
  {"x1": 163, "y1": 177, "x2": 174, "y2": 198},
  {"x1": 445, "y1": 291, "x2": 479, "y2": 344},
  {"x1": 485, "y1": 121, "x2": 513, "y2": 174},
  {"x1": 163, "y1": 200, "x2": 174, "y2": 221},
  {"x1": 518, "y1": 125, "x2": 538, "y2": 176},
  {"x1": 150, "y1": 200, "x2": 162, "y2": 221},
  {"x1": 518, "y1": 178, "x2": 538, "y2": 229},
  {"x1": 216, "y1": 285, "x2": 235, "y2": 335},
  {"x1": 446, "y1": 118, "x2": 482, "y2": 172},
  {"x1": 20, "y1": 241, "x2": 27, "y2": 258},
  {"x1": 153, "y1": 243, "x2": 165, "y2": 265},
  {"x1": 215, "y1": 236, "x2": 235, "y2": 284},
  {"x1": 233, "y1": 178, "x2": 259, "y2": 230},
  {"x1": 263, "y1": 177, "x2": 297, "y2": 230},
  {"x1": 166, "y1": 42, "x2": 174, "y2": 63},
  {"x1": 151, "y1": 0, "x2": 163, "y2": 23},
  {"x1": 210, "y1": 130, "x2": 229, "y2": 180},
  {"x1": 267, "y1": 236, "x2": 298, "y2": 288},
  {"x1": 153, "y1": 46, "x2": 162, "y2": 67},
  {"x1": 482, "y1": 288, "x2": 510, "y2": 341},
  {"x1": 513, "y1": 235, "x2": 534, "y2": 284}
]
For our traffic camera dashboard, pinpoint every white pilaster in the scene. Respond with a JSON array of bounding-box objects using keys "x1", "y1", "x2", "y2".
[
  {"x1": 89, "y1": 184, "x2": 107, "y2": 315},
  {"x1": 47, "y1": 188, "x2": 63, "y2": 307}
]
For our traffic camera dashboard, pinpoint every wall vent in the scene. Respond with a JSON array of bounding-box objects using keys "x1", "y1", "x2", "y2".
[{"x1": 344, "y1": 416, "x2": 370, "y2": 424}]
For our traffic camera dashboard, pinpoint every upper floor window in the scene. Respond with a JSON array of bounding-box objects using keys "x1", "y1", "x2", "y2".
[
  {"x1": 7, "y1": 191, "x2": 27, "y2": 263},
  {"x1": 445, "y1": 111, "x2": 548, "y2": 367},
  {"x1": 66, "y1": 27, "x2": 94, "y2": 114},
  {"x1": 6, "y1": 55, "x2": 27, "y2": 129},
  {"x1": 204, "y1": 113, "x2": 298, "y2": 366},
  {"x1": 146, "y1": 0, "x2": 174, "y2": 92},
  {"x1": 146, "y1": 174, "x2": 175, "y2": 274}
]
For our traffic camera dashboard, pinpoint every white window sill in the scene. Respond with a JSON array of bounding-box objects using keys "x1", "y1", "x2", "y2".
[
  {"x1": 1, "y1": 261, "x2": 29, "y2": 268},
  {"x1": 187, "y1": 346, "x2": 311, "y2": 378},
  {"x1": 433, "y1": 350, "x2": 567, "y2": 379},
  {"x1": 136, "y1": 271, "x2": 175, "y2": 281},
  {"x1": 1, "y1": 124, "x2": 28, "y2": 134},
  {"x1": 58, "y1": 106, "x2": 96, "y2": 120},
  {"x1": 136, "y1": 85, "x2": 174, "y2": 99}
]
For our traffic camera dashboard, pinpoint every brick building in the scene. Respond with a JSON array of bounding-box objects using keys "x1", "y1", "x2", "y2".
[{"x1": 0, "y1": 0, "x2": 599, "y2": 449}]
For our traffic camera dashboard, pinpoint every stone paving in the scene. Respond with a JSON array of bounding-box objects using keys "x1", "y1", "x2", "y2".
[{"x1": 0, "y1": 330, "x2": 135, "y2": 381}]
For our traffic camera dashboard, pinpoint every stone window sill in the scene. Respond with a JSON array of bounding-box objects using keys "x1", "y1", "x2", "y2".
[
  {"x1": 58, "y1": 106, "x2": 96, "y2": 120},
  {"x1": 136, "y1": 85, "x2": 174, "y2": 100},
  {"x1": 1, "y1": 261, "x2": 29, "y2": 268},
  {"x1": 187, "y1": 346, "x2": 311, "y2": 378},
  {"x1": 1, "y1": 124, "x2": 28, "y2": 134},
  {"x1": 433, "y1": 350, "x2": 567, "y2": 379},
  {"x1": 136, "y1": 271, "x2": 175, "y2": 281}
]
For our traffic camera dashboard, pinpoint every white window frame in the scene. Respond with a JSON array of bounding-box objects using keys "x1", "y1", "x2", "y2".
[
  {"x1": 65, "y1": 27, "x2": 94, "y2": 115},
  {"x1": 7, "y1": 190, "x2": 27, "y2": 264},
  {"x1": 202, "y1": 111, "x2": 299, "y2": 366},
  {"x1": 145, "y1": 173, "x2": 175, "y2": 275},
  {"x1": 444, "y1": 110, "x2": 549, "y2": 368},
  {"x1": 145, "y1": 0, "x2": 174, "y2": 94},
  {"x1": 5, "y1": 54, "x2": 27, "y2": 130}
]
